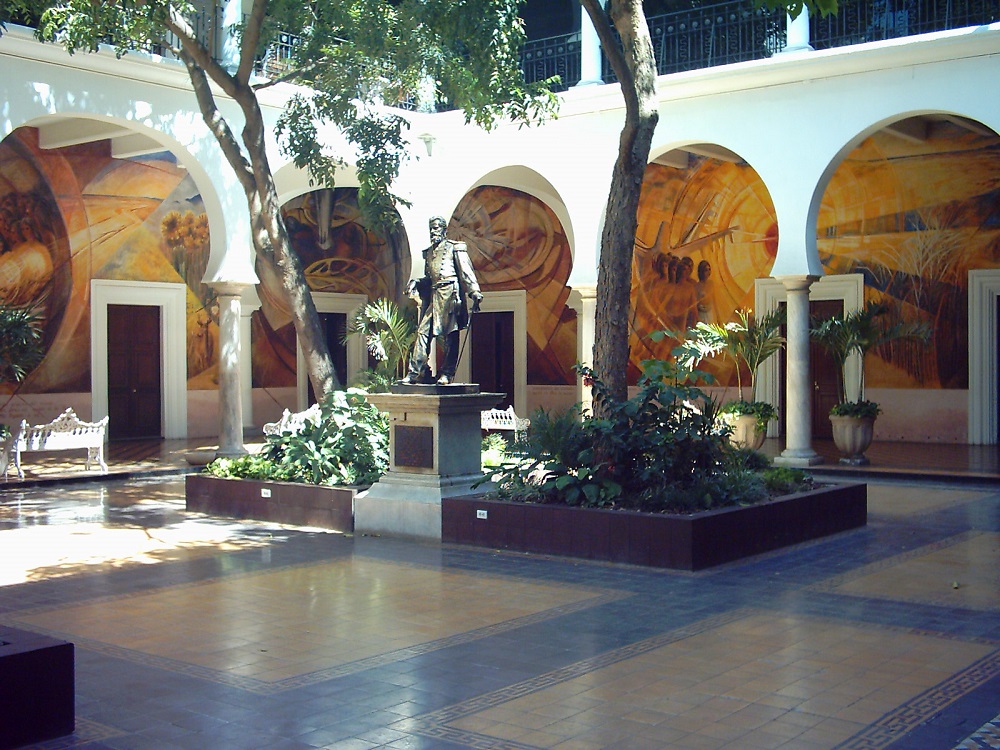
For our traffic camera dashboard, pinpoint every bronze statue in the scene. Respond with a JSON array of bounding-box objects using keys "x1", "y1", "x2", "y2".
[{"x1": 400, "y1": 216, "x2": 483, "y2": 385}]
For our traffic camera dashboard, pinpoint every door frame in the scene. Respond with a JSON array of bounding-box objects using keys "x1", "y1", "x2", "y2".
[
  {"x1": 755, "y1": 274, "x2": 864, "y2": 437},
  {"x1": 91, "y1": 279, "x2": 188, "y2": 438},
  {"x1": 969, "y1": 269, "x2": 1000, "y2": 444},
  {"x1": 456, "y1": 289, "x2": 527, "y2": 418},
  {"x1": 296, "y1": 292, "x2": 368, "y2": 410}
]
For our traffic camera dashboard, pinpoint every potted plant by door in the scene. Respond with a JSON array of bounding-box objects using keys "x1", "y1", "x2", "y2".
[
  {"x1": 0, "y1": 303, "x2": 45, "y2": 475},
  {"x1": 673, "y1": 307, "x2": 785, "y2": 451},
  {"x1": 810, "y1": 301, "x2": 930, "y2": 465}
]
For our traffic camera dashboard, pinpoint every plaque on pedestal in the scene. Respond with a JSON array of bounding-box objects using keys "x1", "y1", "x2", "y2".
[{"x1": 357, "y1": 389, "x2": 504, "y2": 540}]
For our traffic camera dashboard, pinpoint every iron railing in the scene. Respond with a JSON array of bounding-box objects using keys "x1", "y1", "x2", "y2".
[
  {"x1": 811, "y1": 0, "x2": 999, "y2": 48},
  {"x1": 519, "y1": 32, "x2": 582, "y2": 92},
  {"x1": 522, "y1": 0, "x2": 997, "y2": 88},
  {"x1": 9, "y1": 0, "x2": 997, "y2": 95}
]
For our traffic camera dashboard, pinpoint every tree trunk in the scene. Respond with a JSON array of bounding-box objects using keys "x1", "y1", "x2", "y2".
[
  {"x1": 171, "y1": 7, "x2": 339, "y2": 402},
  {"x1": 580, "y1": 0, "x2": 659, "y2": 414}
]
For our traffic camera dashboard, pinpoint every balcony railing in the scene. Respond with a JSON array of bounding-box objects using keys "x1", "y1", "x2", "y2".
[
  {"x1": 525, "y1": 0, "x2": 998, "y2": 89},
  {"x1": 519, "y1": 32, "x2": 582, "y2": 93},
  {"x1": 811, "y1": 0, "x2": 999, "y2": 48},
  {"x1": 8, "y1": 0, "x2": 997, "y2": 98}
]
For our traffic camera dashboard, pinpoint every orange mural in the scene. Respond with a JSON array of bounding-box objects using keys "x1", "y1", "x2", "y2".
[
  {"x1": 254, "y1": 188, "x2": 410, "y2": 388},
  {"x1": 0, "y1": 127, "x2": 216, "y2": 393},
  {"x1": 631, "y1": 159, "x2": 778, "y2": 385},
  {"x1": 819, "y1": 122, "x2": 1000, "y2": 390},
  {"x1": 450, "y1": 186, "x2": 577, "y2": 386}
]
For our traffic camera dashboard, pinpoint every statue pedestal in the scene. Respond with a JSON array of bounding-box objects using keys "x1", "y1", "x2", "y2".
[{"x1": 357, "y1": 386, "x2": 503, "y2": 541}]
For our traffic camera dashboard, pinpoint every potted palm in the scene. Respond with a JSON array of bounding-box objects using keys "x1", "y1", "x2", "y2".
[
  {"x1": 0, "y1": 302, "x2": 45, "y2": 474},
  {"x1": 344, "y1": 297, "x2": 417, "y2": 392},
  {"x1": 810, "y1": 301, "x2": 930, "y2": 465},
  {"x1": 673, "y1": 307, "x2": 785, "y2": 450}
]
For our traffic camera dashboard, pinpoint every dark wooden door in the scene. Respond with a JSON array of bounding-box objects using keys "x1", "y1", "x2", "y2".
[
  {"x1": 108, "y1": 304, "x2": 162, "y2": 439},
  {"x1": 810, "y1": 300, "x2": 844, "y2": 439},
  {"x1": 471, "y1": 311, "x2": 515, "y2": 409},
  {"x1": 307, "y1": 312, "x2": 348, "y2": 403},
  {"x1": 779, "y1": 299, "x2": 843, "y2": 440}
]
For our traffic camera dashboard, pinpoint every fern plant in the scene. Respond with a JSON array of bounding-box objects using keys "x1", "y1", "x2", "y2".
[{"x1": 344, "y1": 297, "x2": 417, "y2": 391}]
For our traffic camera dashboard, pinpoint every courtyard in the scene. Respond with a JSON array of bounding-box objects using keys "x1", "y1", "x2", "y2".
[{"x1": 0, "y1": 471, "x2": 997, "y2": 749}]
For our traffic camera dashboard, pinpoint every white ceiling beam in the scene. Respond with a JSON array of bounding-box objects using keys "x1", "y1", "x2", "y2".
[
  {"x1": 884, "y1": 118, "x2": 929, "y2": 144},
  {"x1": 653, "y1": 150, "x2": 690, "y2": 170},
  {"x1": 37, "y1": 119, "x2": 132, "y2": 149},
  {"x1": 110, "y1": 133, "x2": 166, "y2": 159},
  {"x1": 684, "y1": 143, "x2": 743, "y2": 163},
  {"x1": 941, "y1": 114, "x2": 995, "y2": 137}
]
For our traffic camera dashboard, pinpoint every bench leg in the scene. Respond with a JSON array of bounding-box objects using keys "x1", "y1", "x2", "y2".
[{"x1": 88, "y1": 446, "x2": 108, "y2": 473}]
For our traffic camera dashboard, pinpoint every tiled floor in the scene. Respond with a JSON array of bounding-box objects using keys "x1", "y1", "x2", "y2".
[{"x1": 0, "y1": 472, "x2": 998, "y2": 749}]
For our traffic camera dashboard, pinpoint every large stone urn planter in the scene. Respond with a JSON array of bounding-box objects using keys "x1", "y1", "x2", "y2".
[
  {"x1": 442, "y1": 483, "x2": 866, "y2": 571},
  {"x1": 729, "y1": 414, "x2": 767, "y2": 451},
  {"x1": 185, "y1": 475, "x2": 355, "y2": 532},
  {"x1": 830, "y1": 415, "x2": 876, "y2": 465}
]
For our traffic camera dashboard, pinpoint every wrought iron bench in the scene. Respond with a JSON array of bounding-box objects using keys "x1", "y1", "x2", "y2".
[
  {"x1": 480, "y1": 406, "x2": 530, "y2": 440},
  {"x1": 262, "y1": 403, "x2": 323, "y2": 437},
  {"x1": 3, "y1": 408, "x2": 108, "y2": 480}
]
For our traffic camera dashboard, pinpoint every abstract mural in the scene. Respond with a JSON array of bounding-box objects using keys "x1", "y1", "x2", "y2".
[
  {"x1": 631, "y1": 120, "x2": 1000, "y2": 392},
  {"x1": 254, "y1": 188, "x2": 411, "y2": 388},
  {"x1": 819, "y1": 121, "x2": 1000, "y2": 390},
  {"x1": 0, "y1": 127, "x2": 217, "y2": 394},
  {"x1": 631, "y1": 158, "x2": 778, "y2": 385},
  {"x1": 450, "y1": 186, "x2": 577, "y2": 386}
]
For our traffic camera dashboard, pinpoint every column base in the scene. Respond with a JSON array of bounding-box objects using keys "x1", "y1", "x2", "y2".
[{"x1": 773, "y1": 450, "x2": 824, "y2": 467}]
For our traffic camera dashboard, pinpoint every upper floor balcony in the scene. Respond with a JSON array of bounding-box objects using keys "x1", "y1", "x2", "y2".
[
  {"x1": 6, "y1": 0, "x2": 997, "y2": 97},
  {"x1": 522, "y1": 0, "x2": 999, "y2": 91}
]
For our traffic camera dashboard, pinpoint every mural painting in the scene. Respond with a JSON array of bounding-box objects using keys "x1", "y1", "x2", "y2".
[
  {"x1": 631, "y1": 158, "x2": 778, "y2": 385},
  {"x1": 450, "y1": 186, "x2": 577, "y2": 386},
  {"x1": 255, "y1": 188, "x2": 411, "y2": 388},
  {"x1": 819, "y1": 121, "x2": 1000, "y2": 390},
  {"x1": 632, "y1": 121, "x2": 1000, "y2": 394},
  {"x1": 0, "y1": 127, "x2": 217, "y2": 400}
]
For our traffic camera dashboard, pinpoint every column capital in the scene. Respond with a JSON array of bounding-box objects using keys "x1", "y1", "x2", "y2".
[
  {"x1": 774, "y1": 274, "x2": 820, "y2": 293},
  {"x1": 568, "y1": 284, "x2": 598, "y2": 311},
  {"x1": 208, "y1": 280, "x2": 253, "y2": 298}
]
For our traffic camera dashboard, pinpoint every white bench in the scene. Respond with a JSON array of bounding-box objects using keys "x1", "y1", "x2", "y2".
[
  {"x1": 262, "y1": 403, "x2": 323, "y2": 437},
  {"x1": 481, "y1": 406, "x2": 530, "y2": 440},
  {"x1": 3, "y1": 408, "x2": 108, "y2": 480}
]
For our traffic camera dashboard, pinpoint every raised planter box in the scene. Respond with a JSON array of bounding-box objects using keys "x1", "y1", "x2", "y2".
[
  {"x1": 442, "y1": 483, "x2": 867, "y2": 570},
  {"x1": 185, "y1": 475, "x2": 355, "y2": 532},
  {"x1": 0, "y1": 626, "x2": 74, "y2": 750}
]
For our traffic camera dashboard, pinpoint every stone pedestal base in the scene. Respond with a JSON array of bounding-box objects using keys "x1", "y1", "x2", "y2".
[{"x1": 359, "y1": 387, "x2": 502, "y2": 540}]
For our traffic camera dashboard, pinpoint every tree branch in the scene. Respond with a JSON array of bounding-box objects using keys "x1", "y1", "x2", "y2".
[
  {"x1": 175, "y1": 47, "x2": 257, "y2": 196},
  {"x1": 237, "y1": 0, "x2": 267, "y2": 85}
]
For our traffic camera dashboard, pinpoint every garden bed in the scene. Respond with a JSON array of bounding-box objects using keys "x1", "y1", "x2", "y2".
[
  {"x1": 442, "y1": 482, "x2": 866, "y2": 570},
  {"x1": 185, "y1": 475, "x2": 355, "y2": 532}
]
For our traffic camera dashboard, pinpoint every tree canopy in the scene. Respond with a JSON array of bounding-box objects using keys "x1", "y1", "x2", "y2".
[{"x1": 2, "y1": 0, "x2": 556, "y2": 401}]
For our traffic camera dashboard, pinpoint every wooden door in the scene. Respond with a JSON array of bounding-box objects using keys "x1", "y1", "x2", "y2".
[
  {"x1": 307, "y1": 312, "x2": 348, "y2": 404},
  {"x1": 779, "y1": 299, "x2": 843, "y2": 440},
  {"x1": 809, "y1": 299, "x2": 844, "y2": 439},
  {"x1": 471, "y1": 311, "x2": 515, "y2": 409},
  {"x1": 108, "y1": 304, "x2": 162, "y2": 439}
]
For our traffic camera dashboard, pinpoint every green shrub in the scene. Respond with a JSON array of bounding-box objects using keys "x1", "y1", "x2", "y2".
[
  {"x1": 483, "y1": 359, "x2": 815, "y2": 515},
  {"x1": 205, "y1": 388, "x2": 389, "y2": 486}
]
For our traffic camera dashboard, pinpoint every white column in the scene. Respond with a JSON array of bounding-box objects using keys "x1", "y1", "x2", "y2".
[
  {"x1": 211, "y1": 281, "x2": 250, "y2": 457},
  {"x1": 781, "y1": 10, "x2": 814, "y2": 53},
  {"x1": 568, "y1": 285, "x2": 598, "y2": 416},
  {"x1": 240, "y1": 287, "x2": 261, "y2": 430},
  {"x1": 774, "y1": 275, "x2": 823, "y2": 466},
  {"x1": 577, "y1": 10, "x2": 604, "y2": 86},
  {"x1": 217, "y1": 0, "x2": 242, "y2": 73}
]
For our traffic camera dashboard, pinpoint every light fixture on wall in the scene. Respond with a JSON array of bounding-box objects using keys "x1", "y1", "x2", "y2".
[{"x1": 418, "y1": 133, "x2": 436, "y2": 157}]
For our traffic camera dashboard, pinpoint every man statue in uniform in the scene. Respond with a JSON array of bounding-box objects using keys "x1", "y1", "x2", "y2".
[{"x1": 400, "y1": 216, "x2": 484, "y2": 386}]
